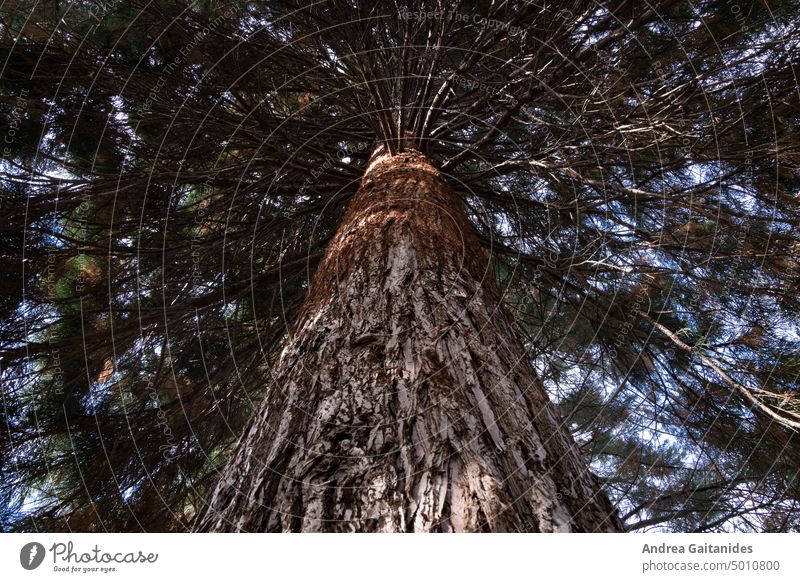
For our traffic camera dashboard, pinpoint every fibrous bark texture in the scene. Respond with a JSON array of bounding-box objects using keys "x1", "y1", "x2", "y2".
[{"x1": 194, "y1": 148, "x2": 622, "y2": 532}]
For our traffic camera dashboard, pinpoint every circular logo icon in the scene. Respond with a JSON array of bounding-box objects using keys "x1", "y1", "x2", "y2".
[{"x1": 20, "y1": 542, "x2": 46, "y2": 570}]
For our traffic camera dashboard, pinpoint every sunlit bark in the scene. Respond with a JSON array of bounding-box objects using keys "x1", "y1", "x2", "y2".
[{"x1": 194, "y1": 147, "x2": 622, "y2": 532}]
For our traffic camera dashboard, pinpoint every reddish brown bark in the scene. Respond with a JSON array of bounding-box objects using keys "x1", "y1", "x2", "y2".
[{"x1": 194, "y1": 147, "x2": 622, "y2": 532}]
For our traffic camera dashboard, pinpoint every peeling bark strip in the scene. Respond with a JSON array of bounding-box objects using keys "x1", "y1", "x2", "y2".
[{"x1": 194, "y1": 148, "x2": 623, "y2": 532}]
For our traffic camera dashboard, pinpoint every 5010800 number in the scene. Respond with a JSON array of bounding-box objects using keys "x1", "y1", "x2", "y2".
[{"x1": 730, "y1": 560, "x2": 780, "y2": 571}]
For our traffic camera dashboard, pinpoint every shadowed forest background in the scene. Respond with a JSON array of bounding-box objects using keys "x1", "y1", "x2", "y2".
[{"x1": 1, "y1": 0, "x2": 800, "y2": 532}]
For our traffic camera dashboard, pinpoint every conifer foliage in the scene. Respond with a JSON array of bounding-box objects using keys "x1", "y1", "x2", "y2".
[{"x1": 1, "y1": 0, "x2": 799, "y2": 531}]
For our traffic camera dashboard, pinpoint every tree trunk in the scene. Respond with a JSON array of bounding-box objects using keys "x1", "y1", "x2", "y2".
[{"x1": 194, "y1": 147, "x2": 622, "y2": 532}]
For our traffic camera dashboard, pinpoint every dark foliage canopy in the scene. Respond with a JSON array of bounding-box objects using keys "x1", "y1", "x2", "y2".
[{"x1": 1, "y1": 0, "x2": 800, "y2": 532}]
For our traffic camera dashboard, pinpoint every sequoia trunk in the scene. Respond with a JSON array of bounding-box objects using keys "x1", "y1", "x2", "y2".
[{"x1": 194, "y1": 147, "x2": 622, "y2": 532}]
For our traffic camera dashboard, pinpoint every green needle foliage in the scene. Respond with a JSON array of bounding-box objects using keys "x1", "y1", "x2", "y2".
[{"x1": 1, "y1": 0, "x2": 799, "y2": 531}]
